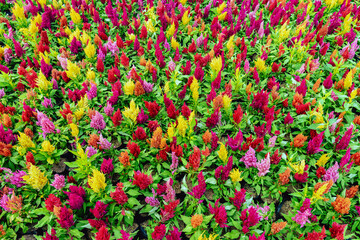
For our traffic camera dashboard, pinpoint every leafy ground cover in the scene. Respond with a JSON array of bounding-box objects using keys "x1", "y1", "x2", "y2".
[{"x1": 0, "y1": 0, "x2": 360, "y2": 239}]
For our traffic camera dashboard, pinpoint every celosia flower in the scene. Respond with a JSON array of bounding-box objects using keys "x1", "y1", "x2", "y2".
[
  {"x1": 229, "y1": 168, "x2": 243, "y2": 183},
  {"x1": 110, "y1": 183, "x2": 128, "y2": 205},
  {"x1": 57, "y1": 206, "x2": 74, "y2": 229},
  {"x1": 152, "y1": 224, "x2": 166, "y2": 240},
  {"x1": 331, "y1": 195, "x2": 350, "y2": 215},
  {"x1": 133, "y1": 171, "x2": 153, "y2": 190},
  {"x1": 209, "y1": 199, "x2": 228, "y2": 228},
  {"x1": 217, "y1": 142, "x2": 228, "y2": 163},
  {"x1": 88, "y1": 169, "x2": 107, "y2": 193},
  {"x1": 51, "y1": 174, "x2": 65, "y2": 190},
  {"x1": 256, "y1": 154, "x2": 270, "y2": 177},
  {"x1": 90, "y1": 111, "x2": 106, "y2": 130},
  {"x1": 23, "y1": 164, "x2": 48, "y2": 190},
  {"x1": 329, "y1": 222, "x2": 346, "y2": 240},
  {"x1": 269, "y1": 222, "x2": 287, "y2": 235},
  {"x1": 229, "y1": 189, "x2": 246, "y2": 210},
  {"x1": 91, "y1": 201, "x2": 108, "y2": 219},
  {"x1": 101, "y1": 158, "x2": 114, "y2": 174},
  {"x1": 122, "y1": 100, "x2": 139, "y2": 123},
  {"x1": 188, "y1": 171, "x2": 206, "y2": 199},
  {"x1": 241, "y1": 147, "x2": 257, "y2": 168},
  {"x1": 191, "y1": 214, "x2": 203, "y2": 228},
  {"x1": 323, "y1": 162, "x2": 339, "y2": 183},
  {"x1": 95, "y1": 226, "x2": 110, "y2": 240}
]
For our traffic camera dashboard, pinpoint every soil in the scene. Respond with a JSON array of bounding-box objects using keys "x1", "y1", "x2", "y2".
[
  {"x1": 205, "y1": 189, "x2": 214, "y2": 201},
  {"x1": 279, "y1": 200, "x2": 292, "y2": 219},
  {"x1": 52, "y1": 158, "x2": 66, "y2": 173}
]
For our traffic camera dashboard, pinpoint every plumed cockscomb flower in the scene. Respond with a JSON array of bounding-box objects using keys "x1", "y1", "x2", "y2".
[
  {"x1": 145, "y1": 188, "x2": 160, "y2": 207},
  {"x1": 336, "y1": 125, "x2": 353, "y2": 151},
  {"x1": 57, "y1": 206, "x2": 74, "y2": 229},
  {"x1": 256, "y1": 154, "x2": 270, "y2": 177},
  {"x1": 110, "y1": 183, "x2": 128, "y2": 205},
  {"x1": 86, "y1": 146, "x2": 98, "y2": 158},
  {"x1": 166, "y1": 226, "x2": 181, "y2": 240},
  {"x1": 87, "y1": 83, "x2": 97, "y2": 100},
  {"x1": 323, "y1": 162, "x2": 339, "y2": 183},
  {"x1": 189, "y1": 171, "x2": 206, "y2": 199},
  {"x1": 104, "y1": 103, "x2": 114, "y2": 116},
  {"x1": 329, "y1": 222, "x2": 346, "y2": 240},
  {"x1": 209, "y1": 199, "x2": 229, "y2": 228},
  {"x1": 229, "y1": 189, "x2": 246, "y2": 210},
  {"x1": 152, "y1": 224, "x2": 166, "y2": 240},
  {"x1": 95, "y1": 226, "x2": 110, "y2": 240},
  {"x1": 98, "y1": 135, "x2": 111, "y2": 150},
  {"x1": 101, "y1": 158, "x2": 114, "y2": 174},
  {"x1": 42, "y1": 228, "x2": 59, "y2": 240},
  {"x1": 241, "y1": 147, "x2": 257, "y2": 168},
  {"x1": 307, "y1": 131, "x2": 324, "y2": 155},
  {"x1": 292, "y1": 209, "x2": 311, "y2": 228},
  {"x1": 240, "y1": 206, "x2": 261, "y2": 233},
  {"x1": 227, "y1": 130, "x2": 243, "y2": 151},
  {"x1": 304, "y1": 226, "x2": 326, "y2": 240},
  {"x1": 250, "y1": 90, "x2": 269, "y2": 111},
  {"x1": 133, "y1": 171, "x2": 153, "y2": 190},
  {"x1": 90, "y1": 111, "x2": 106, "y2": 130},
  {"x1": 51, "y1": 174, "x2": 65, "y2": 190},
  {"x1": 45, "y1": 194, "x2": 61, "y2": 212},
  {"x1": 90, "y1": 201, "x2": 108, "y2": 219},
  {"x1": 284, "y1": 112, "x2": 294, "y2": 125}
]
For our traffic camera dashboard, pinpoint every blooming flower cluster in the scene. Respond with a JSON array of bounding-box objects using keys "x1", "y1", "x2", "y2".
[{"x1": 0, "y1": 0, "x2": 359, "y2": 239}]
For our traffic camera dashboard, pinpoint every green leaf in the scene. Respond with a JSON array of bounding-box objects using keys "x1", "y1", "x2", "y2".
[
  {"x1": 127, "y1": 189, "x2": 140, "y2": 196},
  {"x1": 224, "y1": 230, "x2": 240, "y2": 239},
  {"x1": 34, "y1": 215, "x2": 50, "y2": 228},
  {"x1": 70, "y1": 229, "x2": 84, "y2": 238},
  {"x1": 205, "y1": 177, "x2": 217, "y2": 185}
]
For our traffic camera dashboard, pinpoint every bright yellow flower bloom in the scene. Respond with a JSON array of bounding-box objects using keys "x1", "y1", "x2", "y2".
[
  {"x1": 229, "y1": 168, "x2": 243, "y2": 183},
  {"x1": 218, "y1": 142, "x2": 228, "y2": 163},
  {"x1": 122, "y1": 100, "x2": 139, "y2": 123},
  {"x1": 316, "y1": 154, "x2": 330, "y2": 167},
  {"x1": 210, "y1": 57, "x2": 222, "y2": 75},
  {"x1": 23, "y1": 164, "x2": 48, "y2": 190},
  {"x1": 124, "y1": 80, "x2": 135, "y2": 95},
  {"x1": 53, "y1": 0, "x2": 60, "y2": 9},
  {"x1": 223, "y1": 95, "x2": 231, "y2": 111},
  {"x1": 289, "y1": 160, "x2": 305, "y2": 174},
  {"x1": 344, "y1": 70, "x2": 353, "y2": 90},
  {"x1": 171, "y1": 37, "x2": 180, "y2": 50},
  {"x1": 167, "y1": 23, "x2": 176, "y2": 37},
  {"x1": 74, "y1": 108, "x2": 84, "y2": 121},
  {"x1": 70, "y1": 8, "x2": 81, "y2": 24},
  {"x1": 86, "y1": 70, "x2": 95, "y2": 80},
  {"x1": 226, "y1": 35, "x2": 234, "y2": 51},
  {"x1": 311, "y1": 182, "x2": 330, "y2": 203},
  {"x1": 349, "y1": 89, "x2": 357, "y2": 103},
  {"x1": 255, "y1": 58, "x2": 267, "y2": 72},
  {"x1": 218, "y1": 12, "x2": 227, "y2": 21},
  {"x1": 36, "y1": 72, "x2": 52, "y2": 91},
  {"x1": 164, "y1": 81, "x2": 170, "y2": 94},
  {"x1": 167, "y1": 123, "x2": 175, "y2": 140},
  {"x1": 13, "y1": 3, "x2": 25, "y2": 20},
  {"x1": 88, "y1": 169, "x2": 106, "y2": 193},
  {"x1": 77, "y1": 95, "x2": 89, "y2": 109},
  {"x1": 38, "y1": 0, "x2": 46, "y2": 7},
  {"x1": 145, "y1": 20, "x2": 156, "y2": 33},
  {"x1": 199, "y1": 233, "x2": 218, "y2": 240},
  {"x1": 179, "y1": 0, "x2": 187, "y2": 4},
  {"x1": 182, "y1": 11, "x2": 190, "y2": 25},
  {"x1": 65, "y1": 61, "x2": 80, "y2": 80},
  {"x1": 177, "y1": 116, "x2": 188, "y2": 137},
  {"x1": 41, "y1": 140, "x2": 55, "y2": 153},
  {"x1": 80, "y1": 32, "x2": 90, "y2": 45},
  {"x1": 217, "y1": 2, "x2": 226, "y2": 14},
  {"x1": 70, "y1": 123, "x2": 79, "y2": 137},
  {"x1": 18, "y1": 132, "x2": 35, "y2": 149},
  {"x1": 84, "y1": 43, "x2": 96, "y2": 59},
  {"x1": 190, "y1": 77, "x2": 199, "y2": 103}
]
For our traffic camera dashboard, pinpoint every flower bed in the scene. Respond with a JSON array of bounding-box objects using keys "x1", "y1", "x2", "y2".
[{"x1": 0, "y1": 0, "x2": 360, "y2": 239}]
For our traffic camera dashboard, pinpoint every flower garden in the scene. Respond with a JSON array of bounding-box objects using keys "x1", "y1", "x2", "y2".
[{"x1": 0, "y1": 0, "x2": 360, "y2": 239}]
